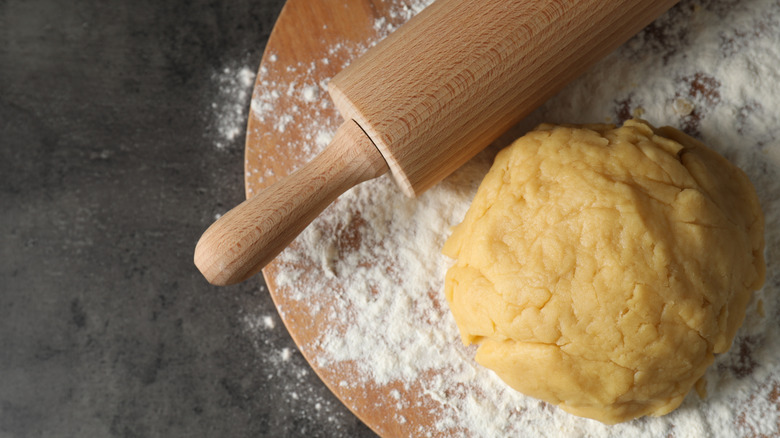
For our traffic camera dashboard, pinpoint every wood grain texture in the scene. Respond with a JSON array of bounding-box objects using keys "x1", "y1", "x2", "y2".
[
  {"x1": 240, "y1": 0, "x2": 682, "y2": 436},
  {"x1": 329, "y1": 0, "x2": 681, "y2": 196},
  {"x1": 195, "y1": 120, "x2": 386, "y2": 285},
  {"x1": 202, "y1": 0, "x2": 681, "y2": 286},
  {"x1": 247, "y1": 3, "x2": 444, "y2": 435}
]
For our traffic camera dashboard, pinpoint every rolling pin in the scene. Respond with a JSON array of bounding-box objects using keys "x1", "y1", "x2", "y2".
[{"x1": 195, "y1": 0, "x2": 680, "y2": 286}]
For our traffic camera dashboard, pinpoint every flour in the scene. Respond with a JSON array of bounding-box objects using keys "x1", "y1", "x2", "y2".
[
  {"x1": 242, "y1": 313, "x2": 276, "y2": 331},
  {"x1": 244, "y1": 0, "x2": 780, "y2": 436},
  {"x1": 210, "y1": 65, "x2": 255, "y2": 150},
  {"x1": 301, "y1": 85, "x2": 319, "y2": 103}
]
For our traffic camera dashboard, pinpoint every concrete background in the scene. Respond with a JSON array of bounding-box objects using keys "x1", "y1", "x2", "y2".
[{"x1": 0, "y1": 0, "x2": 376, "y2": 436}]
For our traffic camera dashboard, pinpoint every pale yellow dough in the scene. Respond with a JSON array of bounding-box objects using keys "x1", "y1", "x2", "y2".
[{"x1": 443, "y1": 120, "x2": 765, "y2": 424}]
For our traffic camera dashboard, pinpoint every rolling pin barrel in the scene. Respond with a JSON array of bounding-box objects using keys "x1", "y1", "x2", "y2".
[
  {"x1": 328, "y1": 0, "x2": 680, "y2": 196},
  {"x1": 195, "y1": 0, "x2": 680, "y2": 285}
]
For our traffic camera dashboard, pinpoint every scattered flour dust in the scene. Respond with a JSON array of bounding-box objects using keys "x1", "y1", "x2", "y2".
[
  {"x1": 240, "y1": 299, "x2": 363, "y2": 435},
  {"x1": 210, "y1": 65, "x2": 255, "y2": 150},
  {"x1": 238, "y1": 0, "x2": 780, "y2": 436}
]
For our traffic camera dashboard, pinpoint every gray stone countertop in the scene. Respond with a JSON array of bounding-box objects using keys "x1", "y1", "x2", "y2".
[{"x1": 0, "y1": 1, "x2": 377, "y2": 436}]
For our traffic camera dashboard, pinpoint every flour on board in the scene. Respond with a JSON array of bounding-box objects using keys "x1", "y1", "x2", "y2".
[{"x1": 242, "y1": 0, "x2": 780, "y2": 436}]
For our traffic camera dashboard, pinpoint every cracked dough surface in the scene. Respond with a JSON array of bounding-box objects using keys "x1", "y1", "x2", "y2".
[{"x1": 442, "y1": 119, "x2": 765, "y2": 424}]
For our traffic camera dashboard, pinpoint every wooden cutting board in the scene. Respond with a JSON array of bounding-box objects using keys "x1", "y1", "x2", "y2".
[
  {"x1": 243, "y1": 1, "x2": 777, "y2": 436},
  {"x1": 246, "y1": 1, "x2": 439, "y2": 436}
]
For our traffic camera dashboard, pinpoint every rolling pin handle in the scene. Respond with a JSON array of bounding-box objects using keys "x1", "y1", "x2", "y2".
[{"x1": 194, "y1": 120, "x2": 387, "y2": 286}]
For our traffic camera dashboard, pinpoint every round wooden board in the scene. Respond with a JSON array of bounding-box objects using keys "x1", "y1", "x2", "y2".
[
  {"x1": 245, "y1": 1, "x2": 435, "y2": 436},
  {"x1": 243, "y1": 1, "x2": 780, "y2": 436}
]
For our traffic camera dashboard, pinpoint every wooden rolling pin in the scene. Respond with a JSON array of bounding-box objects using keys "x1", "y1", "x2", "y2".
[{"x1": 195, "y1": 0, "x2": 679, "y2": 286}]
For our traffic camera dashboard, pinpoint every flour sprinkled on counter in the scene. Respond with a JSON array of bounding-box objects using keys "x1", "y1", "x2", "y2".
[{"x1": 210, "y1": 65, "x2": 255, "y2": 150}]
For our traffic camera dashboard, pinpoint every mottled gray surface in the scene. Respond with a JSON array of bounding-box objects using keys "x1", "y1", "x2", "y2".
[{"x1": 0, "y1": 1, "x2": 376, "y2": 436}]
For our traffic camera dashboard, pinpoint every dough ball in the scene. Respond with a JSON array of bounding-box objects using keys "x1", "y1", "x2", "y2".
[{"x1": 442, "y1": 119, "x2": 765, "y2": 424}]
